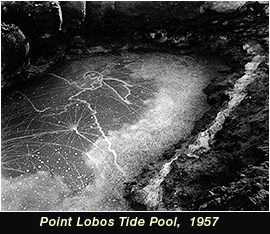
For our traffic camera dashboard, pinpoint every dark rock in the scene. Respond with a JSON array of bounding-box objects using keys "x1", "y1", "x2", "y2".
[
  {"x1": 1, "y1": 1, "x2": 62, "y2": 41},
  {"x1": 84, "y1": 1, "x2": 204, "y2": 36},
  {"x1": 1, "y1": 22, "x2": 30, "y2": 86},
  {"x1": 202, "y1": 161, "x2": 269, "y2": 210},
  {"x1": 118, "y1": 1, "x2": 268, "y2": 211},
  {"x1": 60, "y1": 1, "x2": 86, "y2": 34},
  {"x1": 85, "y1": 1, "x2": 115, "y2": 21},
  {"x1": 113, "y1": 1, "x2": 204, "y2": 20},
  {"x1": 84, "y1": 1, "x2": 115, "y2": 35}
]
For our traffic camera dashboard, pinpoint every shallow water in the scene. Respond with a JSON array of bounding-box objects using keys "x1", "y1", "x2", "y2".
[{"x1": 1, "y1": 52, "x2": 217, "y2": 210}]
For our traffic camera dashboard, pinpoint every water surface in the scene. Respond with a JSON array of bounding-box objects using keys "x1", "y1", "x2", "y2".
[{"x1": 1, "y1": 52, "x2": 215, "y2": 210}]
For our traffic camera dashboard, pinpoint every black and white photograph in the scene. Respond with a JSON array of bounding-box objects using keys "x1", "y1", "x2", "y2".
[{"x1": 1, "y1": 1, "x2": 269, "y2": 213}]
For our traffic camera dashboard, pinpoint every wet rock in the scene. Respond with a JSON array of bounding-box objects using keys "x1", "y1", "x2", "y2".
[
  {"x1": 200, "y1": 161, "x2": 269, "y2": 211},
  {"x1": 86, "y1": 1, "x2": 115, "y2": 20},
  {"x1": 114, "y1": 1, "x2": 203, "y2": 20},
  {"x1": 1, "y1": 22, "x2": 30, "y2": 86},
  {"x1": 60, "y1": 1, "x2": 86, "y2": 34},
  {"x1": 1, "y1": 1, "x2": 62, "y2": 41},
  {"x1": 85, "y1": 1, "x2": 204, "y2": 36},
  {"x1": 122, "y1": 1, "x2": 268, "y2": 211},
  {"x1": 84, "y1": 1, "x2": 115, "y2": 34},
  {"x1": 201, "y1": 1, "x2": 247, "y2": 13}
]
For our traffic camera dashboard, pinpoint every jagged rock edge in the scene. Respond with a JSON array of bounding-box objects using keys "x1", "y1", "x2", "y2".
[{"x1": 136, "y1": 47, "x2": 266, "y2": 209}]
